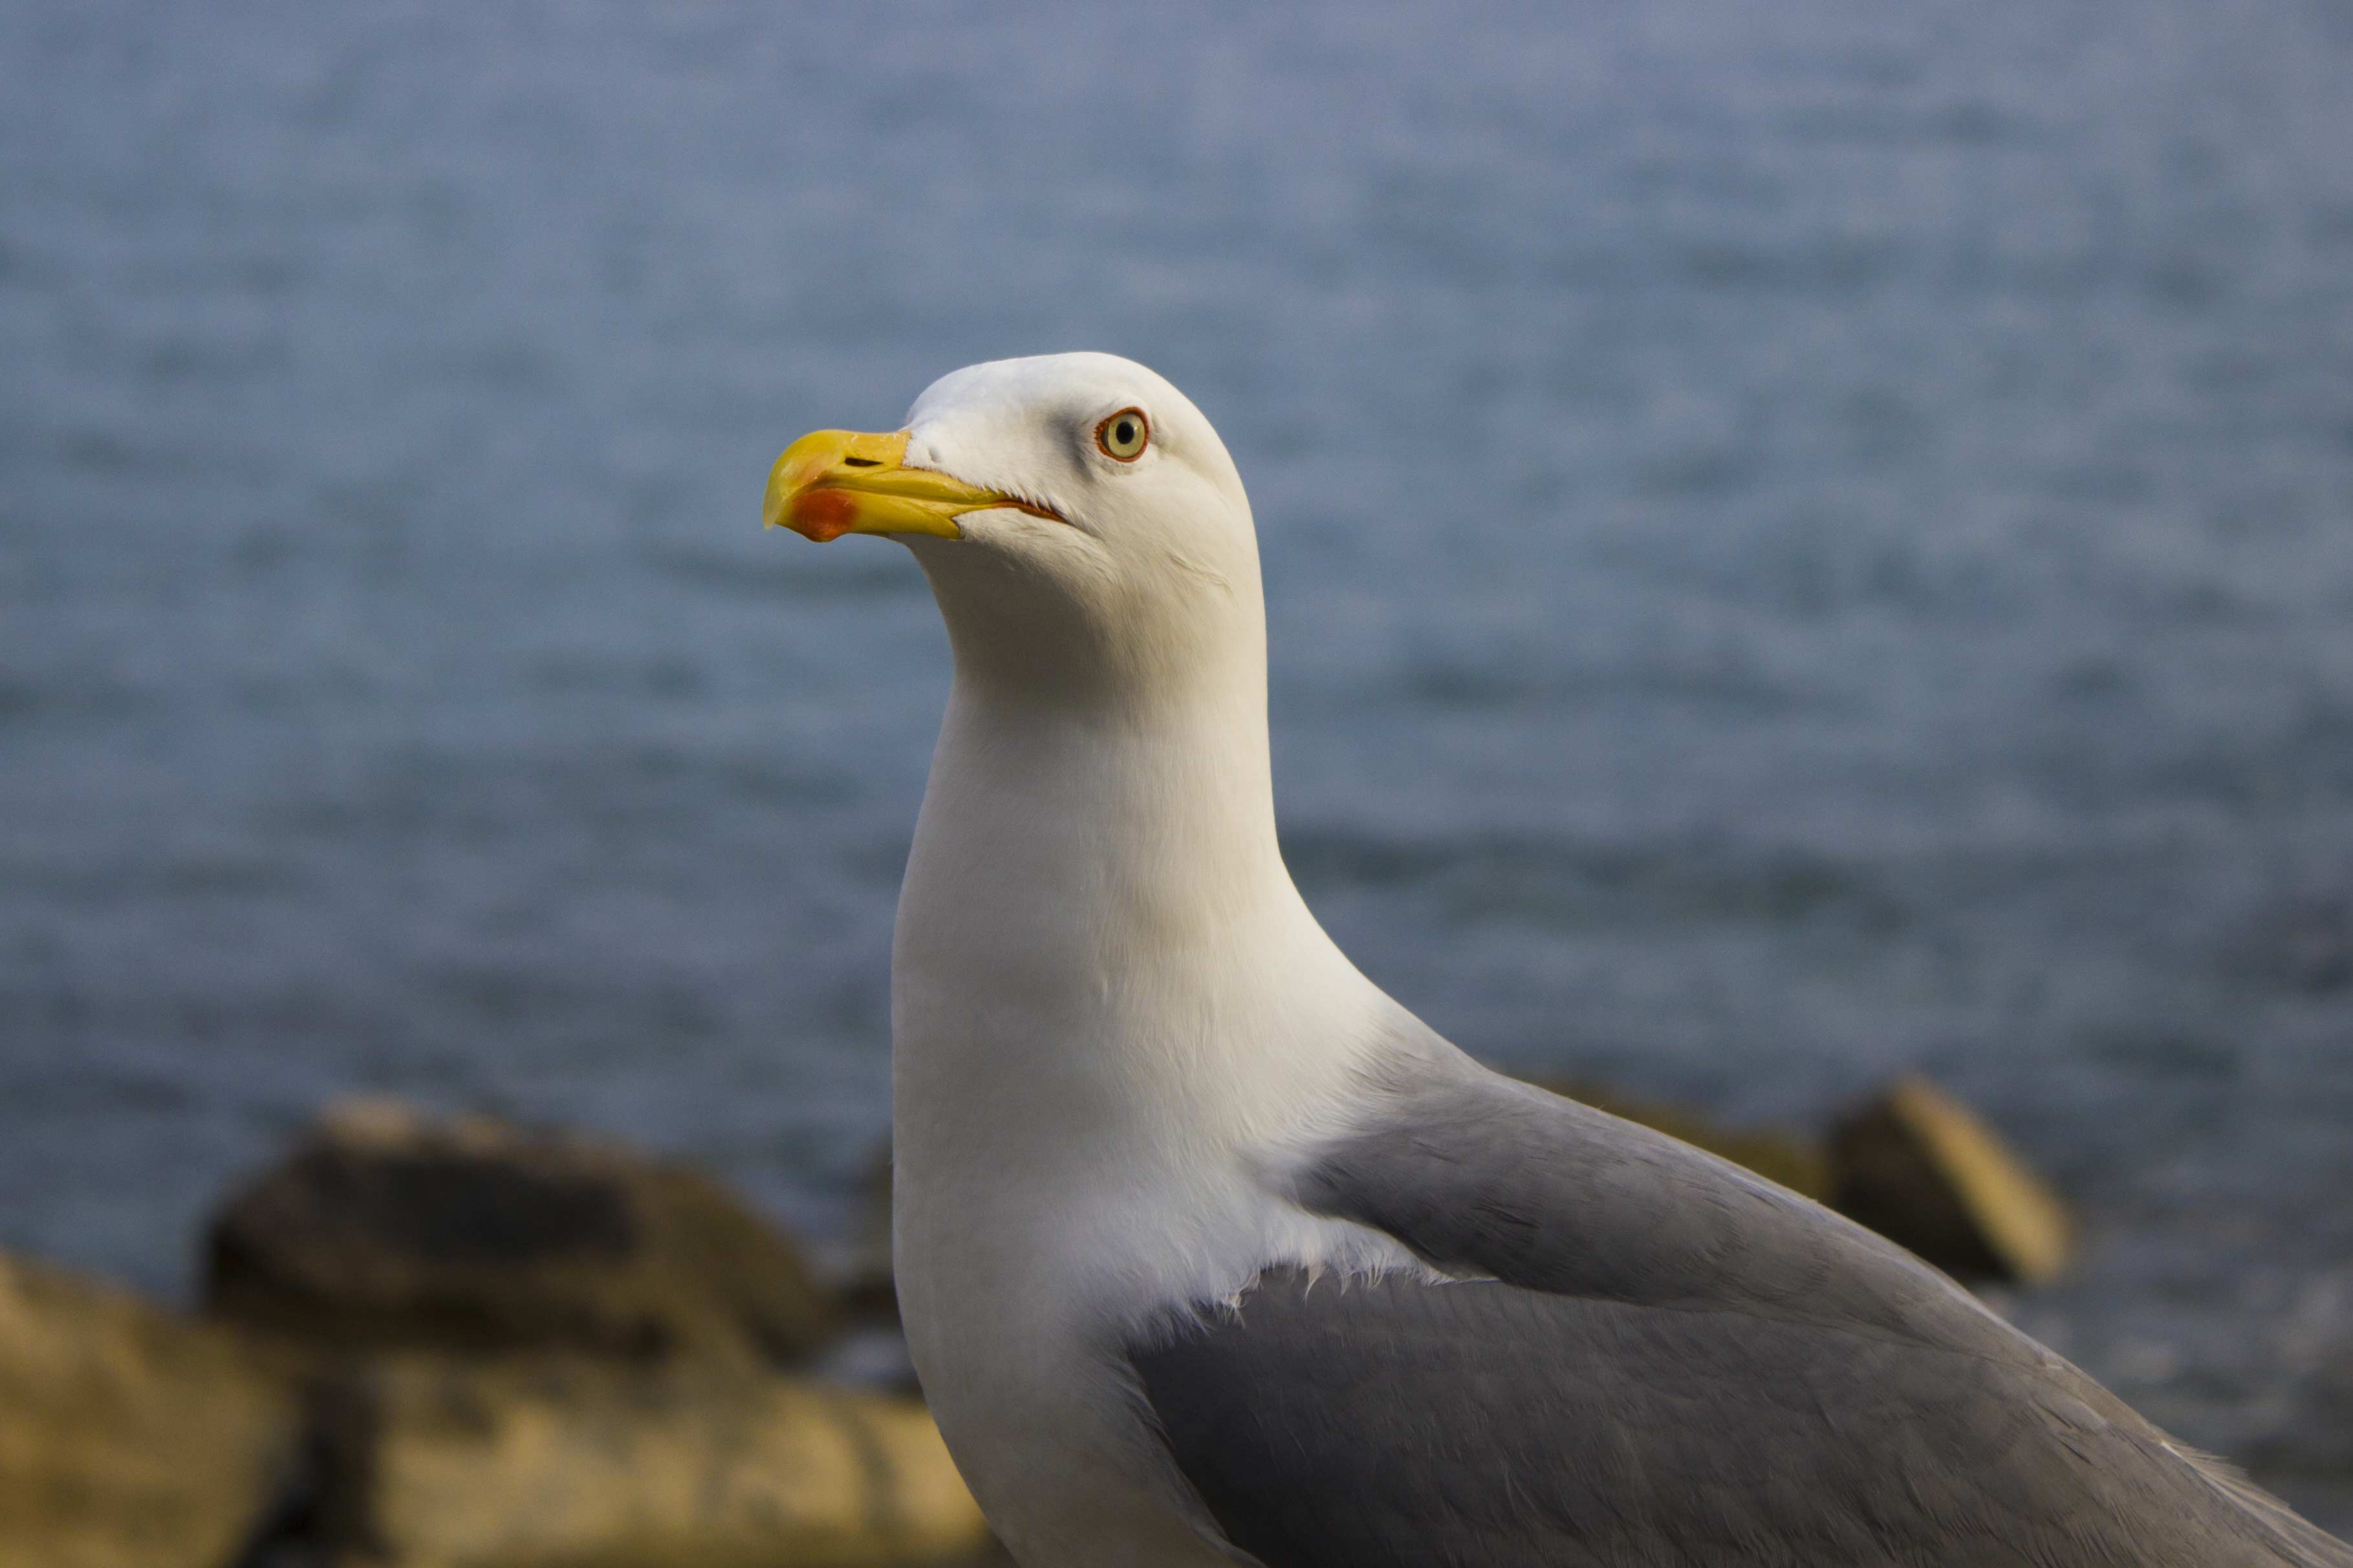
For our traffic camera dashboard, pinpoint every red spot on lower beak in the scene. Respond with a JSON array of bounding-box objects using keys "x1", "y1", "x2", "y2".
[{"x1": 790, "y1": 488, "x2": 859, "y2": 542}]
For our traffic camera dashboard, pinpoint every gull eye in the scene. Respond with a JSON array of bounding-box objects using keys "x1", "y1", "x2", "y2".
[{"x1": 1095, "y1": 407, "x2": 1150, "y2": 462}]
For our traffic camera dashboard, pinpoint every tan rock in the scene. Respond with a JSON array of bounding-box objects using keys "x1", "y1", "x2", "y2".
[
  {"x1": 1828, "y1": 1073, "x2": 2074, "y2": 1283},
  {"x1": 296, "y1": 1354, "x2": 989, "y2": 1568},
  {"x1": 202, "y1": 1097, "x2": 838, "y2": 1365},
  {"x1": 0, "y1": 1254, "x2": 294, "y2": 1568}
]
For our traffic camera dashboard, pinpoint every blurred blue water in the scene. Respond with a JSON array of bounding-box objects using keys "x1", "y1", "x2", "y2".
[{"x1": 3, "y1": 0, "x2": 2351, "y2": 1507}]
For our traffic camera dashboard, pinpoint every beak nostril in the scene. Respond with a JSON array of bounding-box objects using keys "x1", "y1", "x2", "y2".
[{"x1": 840, "y1": 456, "x2": 882, "y2": 468}]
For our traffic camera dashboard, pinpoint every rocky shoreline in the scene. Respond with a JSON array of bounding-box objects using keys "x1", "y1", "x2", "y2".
[{"x1": 2, "y1": 1079, "x2": 2078, "y2": 1568}]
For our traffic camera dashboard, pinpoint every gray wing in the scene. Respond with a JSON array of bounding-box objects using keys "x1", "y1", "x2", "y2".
[{"x1": 1130, "y1": 1062, "x2": 2352, "y2": 1568}]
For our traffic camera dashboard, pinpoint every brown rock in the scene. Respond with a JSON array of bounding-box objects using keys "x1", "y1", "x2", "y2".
[
  {"x1": 203, "y1": 1097, "x2": 838, "y2": 1366},
  {"x1": 1543, "y1": 1079, "x2": 1832, "y2": 1199},
  {"x1": 275, "y1": 1353, "x2": 989, "y2": 1568},
  {"x1": 836, "y1": 1139, "x2": 902, "y2": 1327},
  {"x1": 1828, "y1": 1073, "x2": 2073, "y2": 1283},
  {"x1": 0, "y1": 1253, "x2": 294, "y2": 1568}
]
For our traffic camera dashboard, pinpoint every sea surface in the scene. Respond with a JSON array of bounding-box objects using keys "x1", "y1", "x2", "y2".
[{"x1": 5, "y1": 0, "x2": 2352, "y2": 1520}]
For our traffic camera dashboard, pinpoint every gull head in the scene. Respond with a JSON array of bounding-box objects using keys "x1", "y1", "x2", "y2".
[{"x1": 765, "y1": 353, "x2": 1263, "y2": 705}]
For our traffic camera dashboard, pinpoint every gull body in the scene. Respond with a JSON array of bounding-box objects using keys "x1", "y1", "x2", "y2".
[{"x1": 767, "y1": 353, "x2": 2352, "y2": 1568}]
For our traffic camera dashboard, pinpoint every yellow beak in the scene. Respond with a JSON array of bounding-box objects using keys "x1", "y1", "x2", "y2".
[{"x1": 763, "y1": 429, "x2": 1050, "y2": 542}]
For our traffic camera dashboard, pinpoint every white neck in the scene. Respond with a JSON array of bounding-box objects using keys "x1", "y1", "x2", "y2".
[
  {"x1": 885, "y1": 530, "x2": 1415, "y2": 1286},
  {"x1": 889, "y1": 670, "x2": 1378, "y2": 1201},
  {"x1": 890, "y1": 524, "x2": 1385, "y2": 1153}
]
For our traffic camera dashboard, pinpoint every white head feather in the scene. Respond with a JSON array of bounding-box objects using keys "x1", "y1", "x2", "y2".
[{"x1": 898, "y1": 352, "x2": 1263, "y2": 714}]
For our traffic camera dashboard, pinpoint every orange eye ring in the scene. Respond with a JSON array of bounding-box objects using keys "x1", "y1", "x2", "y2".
[{"x1": 1095, "y1": 407, "x2": 1150, "y2": 462}]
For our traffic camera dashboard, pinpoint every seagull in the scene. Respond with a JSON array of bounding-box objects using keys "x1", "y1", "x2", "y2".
[{"x1": 764, "y1": 352, "x2": 2351, "y2": 1567}]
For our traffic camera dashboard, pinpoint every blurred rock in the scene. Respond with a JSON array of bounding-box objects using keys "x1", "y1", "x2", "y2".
[
  {"x1": 203, "y1": 1097, "x2": 838, "y2": 1366},
  {"x1": 1543, "y1": 1080, "x2": 1832, "y2": 1199},
  {"x1": 836, "y1": 1139, "x2": 900, "y2": 1327},
  {"x1": 243, "y1": 1353, "x2": 988, "y2": 1568},
  {"x1": 12, "y1": 1111, "x2": 985, "y2": 1568},
  {"x1": 1828, "y1": 1073, "x2": 2073, "y2": 1284},
  {"x1": 0, "y1": 1252, "x2": 294, "y2": 1568}
]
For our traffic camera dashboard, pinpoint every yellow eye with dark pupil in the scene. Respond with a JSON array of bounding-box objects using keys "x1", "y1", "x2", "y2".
[{"x1": 1096, "y1": 407, "x2": 1149, "y2": 461}]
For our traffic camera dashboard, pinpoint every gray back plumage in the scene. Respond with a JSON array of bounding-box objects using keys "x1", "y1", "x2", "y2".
[{"x1": 1131, "y1": 1062, "x2": 2351, "y2": 1568}]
